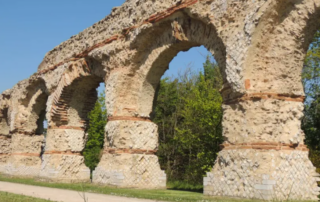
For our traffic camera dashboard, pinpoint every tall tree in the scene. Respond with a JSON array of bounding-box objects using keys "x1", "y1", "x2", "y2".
[
  {"x1": 155, "y1": 56, "x2": 223, "y2": 184},
  {"x1": 83, "y1": 92, "x2": 107, "y2": 173},
  {"x1": 302, "y1": 30, "x2": 320, "y2": 151}
]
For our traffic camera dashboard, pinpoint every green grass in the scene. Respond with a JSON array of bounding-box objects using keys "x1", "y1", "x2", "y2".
[
  {"x1": 0, "y1": 191, "x2": 54, "y2": 202},
  {"x1": 0, "y1": 175, "x2": 314, "y2": 202},
  {"x1": 167, "y1": 181, "x2": 203, "y2": 192}
]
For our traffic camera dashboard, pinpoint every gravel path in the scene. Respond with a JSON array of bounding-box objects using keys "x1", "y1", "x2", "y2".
[{"x1": 0, "y1": 181, "x2": 164, "y2": 202}]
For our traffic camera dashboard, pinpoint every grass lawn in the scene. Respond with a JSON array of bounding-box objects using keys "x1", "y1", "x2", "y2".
[
  {"x1": 0, "y1": 175, "x2": 314, "y2": 202},
  {"x1": 0, "y1": 191, "x2": 54, "y2": 202}
]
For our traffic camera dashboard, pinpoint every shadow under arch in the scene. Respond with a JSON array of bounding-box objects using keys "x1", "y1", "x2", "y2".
[
  {"x1": 16, "y1": 77, "x2": 49, "y2": 135},
  {"x1": 0, "y1": 108, "x2": 10, "y2": 136},
  {"x1": 49, "y1": 59, "x2": 104, "y2": 129}
]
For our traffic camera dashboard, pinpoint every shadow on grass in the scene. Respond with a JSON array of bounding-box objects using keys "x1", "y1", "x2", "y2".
[{"x1": 166, "y1": 181, "x2": 203, "y2": 193}]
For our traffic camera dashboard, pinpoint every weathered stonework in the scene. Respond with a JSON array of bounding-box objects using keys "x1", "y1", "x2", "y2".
[
  {"x1": 7, "y1": 134, "x2": 44, "y2": 177},
  {"x1": 39, "y1": 154, "x2": 90, "y2": 183},
  {"x1": 1, "y1": 0, "x2": 320, "y2": 200},
  {"x1": 204, "y1": 149, "x2": 320, "y2": 201},
  {"x1": 39, "y1": 129, "x2": 90, "y2": 182},
  {"x1": 93, "y1": 154, "x2": 166, "y2": 188},
  {"x1": 92, "y1": 120, "x2": 165, "y2": 188}
]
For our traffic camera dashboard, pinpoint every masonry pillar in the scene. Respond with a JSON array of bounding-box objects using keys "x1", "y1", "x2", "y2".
[
  {"x1": 204, "y1": 94, "x2": 320, "y2": 200},
  {"x1": 0, "y1": 135, "x2": 11, "y2": 174},
  {"x1": 92, "y1": 118, "x2": 166, "y2": 188},
  {"x1": 5, "y1": 133, "x2": 44, "y2": 177},
  {"x1": 39, "y1": 127, "x2": 90, "y2": 182},
  {"x1": 92, "y1": 69, "x2": 166, "y2": 188}
]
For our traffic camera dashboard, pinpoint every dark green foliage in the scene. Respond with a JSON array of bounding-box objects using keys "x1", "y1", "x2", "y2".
[
  {"x1": 83, "y1": 92, "x2": 107, "y2": 173},
  {"x1": 302, "y1": 29, "x2": 320, "y2": 151},
  {"x1": 167, "y1": 181, "x2": 203, "y2": 193},
  {"x1": 302, "y1": 29, "x2": 320, "y2": 175},
  {"x1": 155, "y1": 56, "x2": 223, "y2": 185},
  {"x1": 303, "y1": 96, "x2": 320, "y2": 150}
]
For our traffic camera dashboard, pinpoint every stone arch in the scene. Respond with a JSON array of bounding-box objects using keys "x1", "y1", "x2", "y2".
[
  {"x1": 40, "y1": 58, "x2": 104, "y2": 182},
  {"x1": 93, "y1": 13, "x2": 227, "y2": 189},
  {"x1": 244, "y1": 0, "x2": 320, "y2": 95},
  {"x1": 105, "y1": 14, "x2": 228, "y2": 117},
  {"x1": 5, "y1": 77, "x2": 49, "y2": 178},
  {"x1": 135, "y1": 16, "x2": 227, "y2": 116},
  {"x1": 48, "y1": 59, "x2": 104, "y2": 128},
  {"x1": 13, "y1": 78, "x2": 48, "y2": 134}
]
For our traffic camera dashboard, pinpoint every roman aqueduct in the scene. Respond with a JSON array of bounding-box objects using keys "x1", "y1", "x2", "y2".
[{"x1": 1, "y1": 0, "x2": 320, "y2": 200}]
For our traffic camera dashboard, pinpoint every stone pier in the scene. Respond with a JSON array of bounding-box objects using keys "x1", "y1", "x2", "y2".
[
  {"x1": 39, "y1": 128, "x2": 90, "y2": 182},
  {"x1": 93, "y1": 119, "x2": 166, "y2": 188}
]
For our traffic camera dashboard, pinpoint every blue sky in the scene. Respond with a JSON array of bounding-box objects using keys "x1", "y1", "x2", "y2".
[{"x1": 0, "y1": 1, "x2": 209, "y2": 94}]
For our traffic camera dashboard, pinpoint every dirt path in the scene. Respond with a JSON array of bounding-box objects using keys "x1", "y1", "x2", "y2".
[{"x1": 0, "y1": 181, "x2": 164, "y2": 202}]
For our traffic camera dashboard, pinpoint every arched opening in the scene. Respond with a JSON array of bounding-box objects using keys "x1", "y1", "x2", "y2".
[
  {"x1": 83, "y1": 82, "x2": 107, "y2": 178},
  {"x1": 30, "y1": 91, "x2": 48, "y2": 159},
  {"x1": 18, "y1": 79, "x2": 49, "y2": 136},
  {"x1": 41, "y1": 59, "x2": 107, "y2": 182},
  {"x1": 135, "y1": 17, "x2": 227, "y2": 117},
  {"x1": 153, "y1": 46, "x2": 224, "y2": 190}
]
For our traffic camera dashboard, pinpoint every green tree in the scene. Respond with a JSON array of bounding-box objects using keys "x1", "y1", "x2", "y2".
[
  {"x1": 83, "y1": 92, "x2": 107, "y2": 173},
  {"x1": 155, "y1": 56, "x2": 223, "y2": 184},
  {"x1": 174, "y1": 58, "x2": 223, "y2": 183},
  {"x1": 302, "y1": 30, "x2": 320, "y2": 150},
  {"x1": 301, "y1": 29, "x2": 320, "y2": 175}
]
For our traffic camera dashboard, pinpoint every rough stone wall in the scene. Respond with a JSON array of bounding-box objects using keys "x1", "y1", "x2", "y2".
[
  {"x1": 0, "y1": 77, "x2": 49, "y2": 178},
  {"x1": 204, "y1": 149, "x2": 320, "y2": 201},
  {"x1": 6, "y1": 134, "x2": 44, "y2": 177},
  {"x1": 0, "y1": 90, "x2": 12, "y2": 173},
  {"x1": 244, "y1": 0, "x2": 320, "y2": 96},
  {"x1": 0, "y1": 0, "x2": 320, "y2": 200},
  {"x1": 93, "y1": 120, "x2": 166, "y2": 188},
  {"x1": 223, "y1": 99, "x2": 305, "y2": 144}
]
